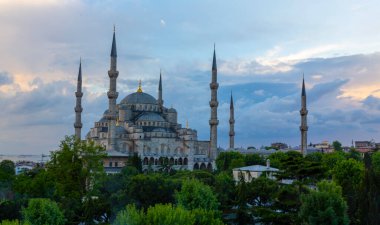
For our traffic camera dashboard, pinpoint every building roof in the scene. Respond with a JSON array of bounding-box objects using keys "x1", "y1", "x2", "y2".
[
  {"x1": 233, "y1": 165, "x2": 279, "y2": 172},
  {"x1": 137, "y1": 112, "x2": 165, "y2": 122},
  {"x1": 120, "y1": 92, "x2": 157, "y2": 105}
]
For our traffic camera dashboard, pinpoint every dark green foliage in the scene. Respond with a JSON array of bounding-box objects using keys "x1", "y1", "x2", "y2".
[
  {"x1": 176, "y1": 179, "x2": 219, "y2": 211},
  {"x1": 244, "y1": 153, "x2": 265, "y2": 166},
  {"x1": 128, "y1": 153, "x2": 142, "y2": 172},
  {"x1": 128, "y1": 173, "x2": 181, "y2": 209},
  {"x1": 300, "y1": 180, "x2": 349, "y2": 225},
  {"x1": 216, "y1": 151, "x2": 244, "y2": 171},
  {"x1": 332, "y1": 141, "x2": 343, "y2": 151},
  {"x1": 359, "y1": 153, "x2": 380, "y2": 225},
  {"x1": 0, "y1": 160, "x2": 15, "y2": 179},
  {"x1": 213, "y1": 172, "x2": 235, "y2": 210},
  {"x1": 267, "y1": 151, "x2": 287, "y2": 169},
  {"x1": 0, "y1": 200, "x2": 23, "y2": 221},
  {"x1": 113, "y1": 204, "x2": 224, "y2": 225},
  {"x1": 22, "y1": 198, "x2": 65, "y2": 225},
  {"x1": 333, "y1": 158, "x2": 364, "y2": 224}
]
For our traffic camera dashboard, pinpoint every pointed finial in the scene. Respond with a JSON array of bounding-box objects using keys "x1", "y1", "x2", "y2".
[
  {"x1": 212, "y1": 43, "x2": 217, "y2": 70},
  {"x1": 113, "y1": 24, "x2": 115, "y2": 33},
  {"x1": 78, "y1": 58, "x2": 82, "y2": 81},
  {"x1": 111, "y1": 26, "x2": 117, "y2": 57},
  {"x1": 302, "y1": 73, "x2": 306, "y2": 96},
  {"x1": 230, "y1": 91, "x2": 234, "y2": 109},
  {"x1": 137, "y1": 80, "x2": 143, "y2": 93}
]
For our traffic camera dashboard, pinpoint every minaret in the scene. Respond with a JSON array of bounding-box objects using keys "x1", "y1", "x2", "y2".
[
  {"x1": 300, "y1": 75, "x2": 308, "y2": 156},
  {"x1": 74, "y1": 59, "x2": 83, "y2": 140},
  {"x1": 209, "y1": 45, "x2": 219, "y2": 159},
  {"x1": 229, "y1": 92, "x2": 235, "y2": 149},
  {"x1": 107, "y1": 27, "x2": 119, "y2": 150},
  {"x1": 158, "y1": 71, "x2": 163, "y2": 111}
]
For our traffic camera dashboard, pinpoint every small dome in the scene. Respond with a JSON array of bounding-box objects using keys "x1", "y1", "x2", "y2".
[
  {"x1": 137, "y1": 112, "x2": 165, "y2": 122},
  {"x1": 120, "y1": 92, "x2": 157, "y2": 105},
  {"x1": 168, "y1": 107, "x2": 177, "y2": 113}
]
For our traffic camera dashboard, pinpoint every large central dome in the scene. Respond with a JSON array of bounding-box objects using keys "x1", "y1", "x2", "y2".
[{"x1": 120, "y1": 92, "x2": 157, "y2": 105}]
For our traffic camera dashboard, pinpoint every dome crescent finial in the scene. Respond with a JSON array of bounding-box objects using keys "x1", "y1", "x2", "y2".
[{"x1": 137, "y1": 80, "x2": 143, "y2": 93}]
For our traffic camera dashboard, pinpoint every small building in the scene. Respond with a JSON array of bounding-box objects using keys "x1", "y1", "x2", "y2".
[{"x1": 232, "y1": 162, "x2": 279, "y2": 183}]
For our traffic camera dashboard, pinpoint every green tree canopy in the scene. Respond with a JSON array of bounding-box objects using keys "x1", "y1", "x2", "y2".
[
  {"x1": 175, "y1": 179, "x2": 219, "y2": 211},
  {"x1": 22, "y1": 198, "x2": 65, "y2": 225},
  {"x1": 300, "y1": 180, "x2": 349, "y2": 225},
  {"x1": 332, "y1": 141, "x2": 343, "y2": 151}
]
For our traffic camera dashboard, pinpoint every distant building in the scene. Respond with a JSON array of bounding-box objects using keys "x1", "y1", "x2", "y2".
[
  {"x1": 312, "y1": 141, "x2": 334, "y2": 153},
  {"x1": 355, "y1": 141, "x2": 375, "y2": 153},
  {"x1": 232, "y1": 161, "x2": 279, "y2": 183},
  {"x1": 271, "y1": 142, "x2": 288, "y2": 150}
]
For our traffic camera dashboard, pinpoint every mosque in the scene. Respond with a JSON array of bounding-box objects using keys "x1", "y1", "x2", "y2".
[
  {"x1": 73, "y1": 29, "x2": 223, "y2": 172},
  {"x1": 73, "y1": 29, "x2": 309, "y2": 172}
]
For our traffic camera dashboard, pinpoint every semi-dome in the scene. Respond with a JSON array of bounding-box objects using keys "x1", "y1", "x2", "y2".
[
  {"x1": 120, "y1": 92, "x2": 157, "y2": 105},
  {"x1": 137, "y1": 112, "x2": 165, "y2": 122}
]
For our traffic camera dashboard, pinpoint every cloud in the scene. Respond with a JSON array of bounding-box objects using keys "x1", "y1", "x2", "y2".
[
  {"x1": 160, "y1": 19, "x2": 166, "y2": 27},
  {"x1": 0, "y1": 72, "x2": 13, "y2": 86}
]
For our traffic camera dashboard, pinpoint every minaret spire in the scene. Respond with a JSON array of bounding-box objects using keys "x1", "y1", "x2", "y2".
[
  {"x1": 107, "y1": 27, "x2": 119, "y2": 150},
  {"x1": 300, "y1": 74, "x2": 308, "y2": 156},
  {"x1": 229, "y1": 92, "x2": 235, "y2": 149},
  {"x1": 158, "y1": 70, "x2": 163, "y2": 111},
  {"x1": 209, "y1": 44, "x2": 219, "y2": 159},
  {"x1": 74, "y1": 59, "x2": 83, "y2": 140}
]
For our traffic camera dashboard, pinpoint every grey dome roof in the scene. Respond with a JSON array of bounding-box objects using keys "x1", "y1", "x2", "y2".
[
  {"x1": 137, "y1": 112, "x2": 165, "y2": 122},
  {"x1": 168, "y1": 107, "x2": 177, "y2": 113},
  {"x1": 120, "y1": 92, "x2": 157, "y2": 105}
]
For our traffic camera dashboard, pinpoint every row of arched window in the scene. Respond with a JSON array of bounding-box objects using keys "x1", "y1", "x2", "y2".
[{"x1": 143, "y1": 157, "x2": 188, "y2": 166}]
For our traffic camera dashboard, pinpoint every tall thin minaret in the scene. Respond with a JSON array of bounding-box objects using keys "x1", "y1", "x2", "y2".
[
  {"x1": 107, "y1": 27, "x2": 119, "y2": 150},
  {"x1": 74, "y1": 59, "x2": 83, "y2": 140},
  {"x1": 158, "y1": 70, "x2": 163, "y2": 111},
  {"x1": 229, "y1": 92, "x2": 235, "y2": 149},
  {"x1": 300, "y1": 75, "x2": 308, "y2": 156},
  {"x1": 209, "y1": 45, "x2": 219, "y2": 159}
]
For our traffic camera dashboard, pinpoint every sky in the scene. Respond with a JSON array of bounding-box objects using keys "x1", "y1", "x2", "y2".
[{"x1": 1, "y1": 0, "x2": 380, "y2": 154}]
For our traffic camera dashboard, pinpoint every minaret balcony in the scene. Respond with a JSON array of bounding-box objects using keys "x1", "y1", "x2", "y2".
[
  {"x1": 75, "y1": 92, "x2": 83, "y2": 97},
  {"x1": 300, "y1": 109, "x2": 308, "y2": 115},
  {"x1": 209, "y1": 83, "x2": 219, "y2": 89},
  {"x1": 229, "y1": 119, "x2": 235, "y2": 123},
  {"x1": 107, "y1": 91, "x2": 119, "y2": 99},
  {"x1": 108, "y1": 70, "x2": 119, "y2": 78},
  {"x1": 299, "y1": 126, "x2": 308, "y2": 131},
  {"x1": 229, "y1": 131, "x2": 235, "y2": 136},
  {"x1": 74, "y1": 106, "x2": 83, "y2": 113},
  {"x1": 209, "y1": 100, "x2": 219, "y2": 107},
  {"x1": 74, "y1": 122, "x2": 83, "y2": 128},
  {"x1": 209, "y1": 119, "x2": 219, "y2": 125}
]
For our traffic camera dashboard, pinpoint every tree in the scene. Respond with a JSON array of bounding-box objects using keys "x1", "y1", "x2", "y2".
[
  {"x1": 175, "y1": 179, "x2": 219, "y2": 211},
  {"x1": 333, "y1": 159, "x2": 364, "y2": 224},
  {"x1": 300, "y1": 180, "x2": 349, "y2": 225},
  {"x1": 113, "y1": 204, "x2": 224, "y2": 225},
  {"x1": 332, "y1": 140, "x2": 343, "y2": 151},
  {"x1": 113, "y1": 204, "x2": 144, "y2": 225},
  {"x1": 322, "y1": 151, "x2": 346, "y2": 176},
  {"x1": 128, "y1": 173, "x2": 181, "y2": 209},
  {"x1": 0, "y1": 160, "x2": 15, "y2": 179},
  {"x1": 0, "y1": 221, "x2": 20, "y2": 225},
  {"x1": 244, "y1": 153, "x2": 265, "y2": 166},
  {"x1": 47, "y1": 136, "x2": 106, "y2": 224},
  {"x1": 213, "y1": 172, "x2": 235, "y2": 210},
  {"x1": 359, "y1": 153, "x2": 380, "y2": 225},
  {"x1": 22, "y1": 198, "x2": 65, "y2": 225},
  {"x1": 216, "y1": 151, "x2": 244, "y2": 171},
  {"x1": 267, "y1": 151, "x2": 287, "y2": 169}
]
